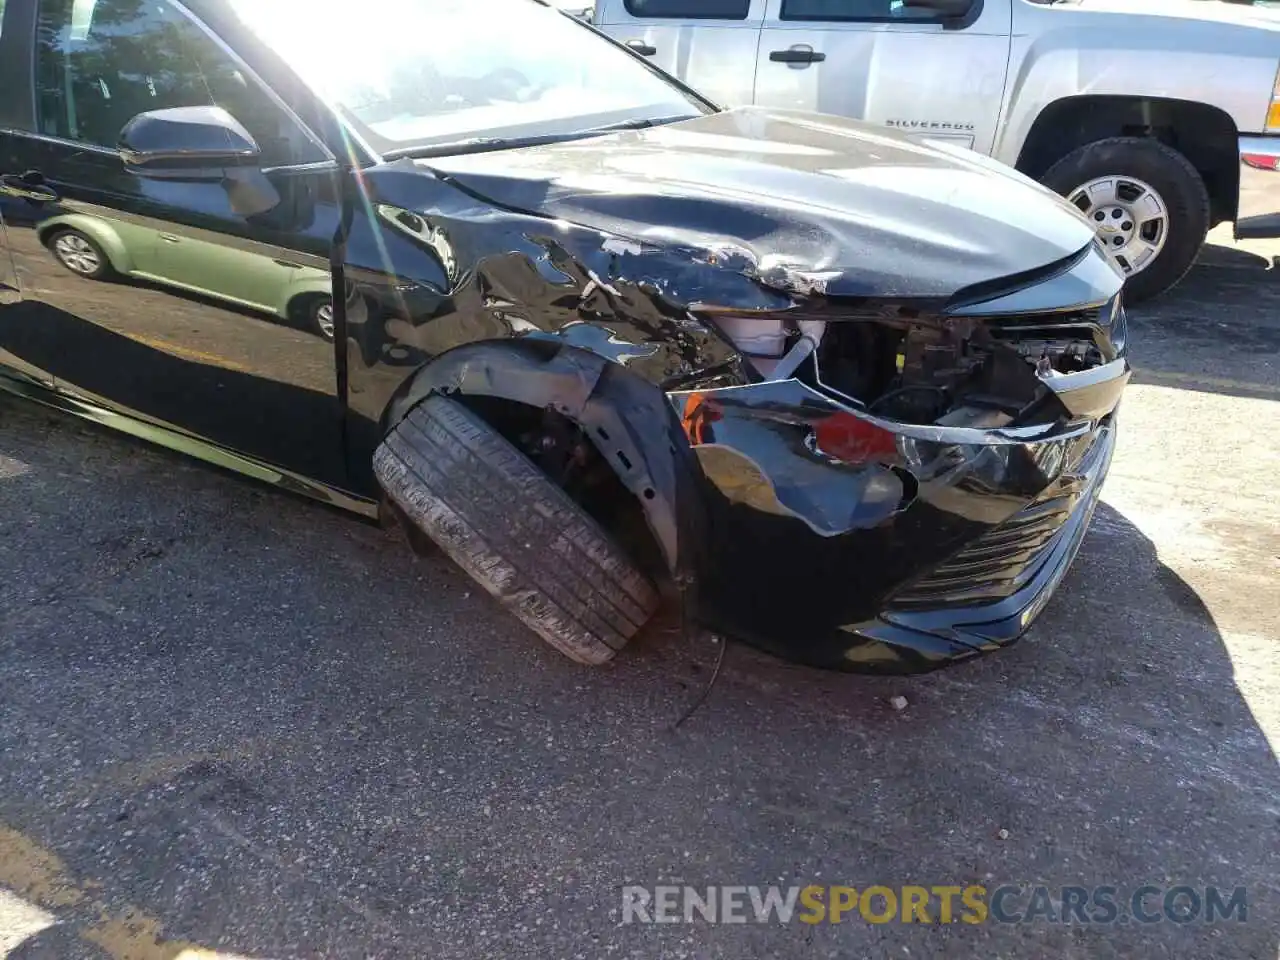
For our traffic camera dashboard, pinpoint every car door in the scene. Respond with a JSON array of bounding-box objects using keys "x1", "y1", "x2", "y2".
[
  {"x1": 0, "y1": 0, "x2": 351, "y2": 489},
  {"x1": 0, "y1": 0, "x2": 58, "y2": 389},
  {"x1": 149, "y1": 226, "x2": 296, "y2": 318},
  {"x1": 593, "y1": 0, "x2": 766, "y2": 107},
  {"x1": 753, "y1": 0, "x2": 1010, "y2": 155}
]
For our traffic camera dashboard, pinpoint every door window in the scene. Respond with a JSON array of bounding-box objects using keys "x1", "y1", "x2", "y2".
[
  {"x1": 781, "y1": 0, "x2": 949, "y2": 20},
  {"x1": 34, "y1": 0, "x2": 325, "y2": 166},
  {"x1": 624, "y1": 0, "x2": 751, "y2": 17}
]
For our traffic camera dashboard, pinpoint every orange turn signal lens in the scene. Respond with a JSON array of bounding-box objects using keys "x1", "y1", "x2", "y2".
[{"x1": 1266, "y1": 99, "x2": 1280, "y2": 131}]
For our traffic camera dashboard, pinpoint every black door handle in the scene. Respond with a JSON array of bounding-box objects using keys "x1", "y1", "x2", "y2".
[
  {"x1": 770, "y1": 49, "x2": 826, "y2": 64},
  {"x1": 0, "y1": 171, "x2": 59, "y2": 203},
  {"x1": 625, "y1": 39, "x2": 657, "y2": 56}
]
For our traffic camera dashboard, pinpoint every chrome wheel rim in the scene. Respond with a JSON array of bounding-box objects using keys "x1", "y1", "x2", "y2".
[
  {"x1": 1067, "y1": 176, "x2": 1169, "y2": 277},
  {"x1": 315, "y1": 301, "x2": 335, "y2": 340},
  {"x1": 53, "y1": 234, "x2": 101, "y2": 275}
]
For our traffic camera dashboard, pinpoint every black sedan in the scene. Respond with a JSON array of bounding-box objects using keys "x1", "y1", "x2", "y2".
[{"x1": 0, "y1": 0, "x2": 1128, "y2": 674}]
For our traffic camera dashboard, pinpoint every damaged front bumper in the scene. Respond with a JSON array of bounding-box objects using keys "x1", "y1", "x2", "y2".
[
  {"x1": 668, "y1": 310, "x2": 1128, "y2": 675},
  {"x1": 854, "y1": 415, "x2": 1115, "y2": 672}
]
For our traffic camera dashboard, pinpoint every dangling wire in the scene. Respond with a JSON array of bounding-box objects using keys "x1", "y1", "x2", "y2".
[{"x1": 673, "y1": 632, "x2": 728, "y2": 729}]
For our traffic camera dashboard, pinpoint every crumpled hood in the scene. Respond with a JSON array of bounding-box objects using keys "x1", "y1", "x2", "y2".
[{"x1": 422, "y1": 107, "x2": 1097, "y2": 300}]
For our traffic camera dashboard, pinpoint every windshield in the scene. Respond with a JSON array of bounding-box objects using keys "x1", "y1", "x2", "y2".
[{"x1": 227, "y1": 0, "x2": 708, "y2": 156}]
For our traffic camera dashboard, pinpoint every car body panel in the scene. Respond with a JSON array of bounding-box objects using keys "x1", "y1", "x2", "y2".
[
  {"x1": 591, "y1": 0, "x2": 1280, "y2": 231},
  {"x1": 668, "y1": 380, "x2": 1117, "y2": 672},
  {"x1": 751, "y1": 0, "x2": 1012, "y2": 156},
  {"x1": 36, "y1": 210, "x2": 335, "y2": 320},
  {"x1": 995, "y1": 0, "x2": 1280, "y2": 167},
  {"x1": 339, "y1": 153, "x2": 1126, "y2": 672},
  {"x1": 0, "y1": 135, "x2": 348, "y2": 489},
  {"x1": 147, "y1": 222, "x2": 294, "y2": 319},
  {"x1": 593, "y1": 0, "x2": 768, "y2": 108},
  {"x1": 423, "y1": 107, "x2": 1097, "y2": 301},
  {"x1": 592, "y1": 0, "x2": 1014, "y2": 154},
  {"x1": 0, "y1": 0, "x2": 1129, "y2": 673}
]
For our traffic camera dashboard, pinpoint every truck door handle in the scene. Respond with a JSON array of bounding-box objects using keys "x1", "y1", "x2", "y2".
[
  {"x1": 625, "y1": 39, "x2": 657, "y2": 56},
  {"x1": 0, "y1": 171, "x2": 59, "y2": 204},
  {"x1": 160, "y1": 234, "x2": 181, "y2": 243},
  {"x1": 769, "y1": 48, "x2": 826, "y2": 64}
]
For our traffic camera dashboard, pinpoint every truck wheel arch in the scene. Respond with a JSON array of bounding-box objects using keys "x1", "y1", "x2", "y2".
[
  {"x1": 1015, "y1": 95, "x2": 1240, "y2": 226},
  {"x1": 379, "y1": 338, "x2": 708, "y2": 587}
]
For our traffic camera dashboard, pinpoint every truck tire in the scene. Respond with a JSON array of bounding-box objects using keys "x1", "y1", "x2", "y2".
[
  {"x1": 1040, "y1": 137, "x2": 1209, "y2": 303},
  {"x1": 373, "y1": 393, "x2": 660, "y2": 665}
]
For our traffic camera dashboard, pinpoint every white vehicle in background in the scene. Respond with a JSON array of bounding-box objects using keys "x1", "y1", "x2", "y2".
[{"x1": 567, "y1": 0, "x2": 1280, "y2": 302}]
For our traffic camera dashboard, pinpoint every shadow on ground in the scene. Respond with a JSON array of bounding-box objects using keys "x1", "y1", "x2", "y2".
[
  {"x1": 1123, "y1": 241, "x2": 1280, "y2": 402},
  {"x1": 0, "y1": 398, "x2": 1274, "y2": 959}
]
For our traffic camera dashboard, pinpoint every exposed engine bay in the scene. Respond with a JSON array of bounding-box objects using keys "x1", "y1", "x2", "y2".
[{"x1": 707, "y1": 306, "x2": 1111, "y2": 429}]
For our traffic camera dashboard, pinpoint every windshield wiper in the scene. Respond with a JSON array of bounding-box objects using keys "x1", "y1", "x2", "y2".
[
  {"x1": 383, "y1": 131, "x2": 588, "y2": 161},
  {"x1": 380, "y1": 114, "x2": 698, "y2": 161}
]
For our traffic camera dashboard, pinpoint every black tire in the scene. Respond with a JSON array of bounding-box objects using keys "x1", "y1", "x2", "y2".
[
  {"x1": 46, "y1": 229, "x2": 113, "y2": 281},
  {"x1": 1040, "y1": 137, "x2": 1210, "y2": 304},
  {"x1": 373, "y1": 393, "x2": 660, "y2": 665}
]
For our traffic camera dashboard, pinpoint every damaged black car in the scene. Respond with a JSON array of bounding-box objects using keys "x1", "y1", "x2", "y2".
[{"x1": 0, "y1": 0, "x2": 1128, "y2": 674}]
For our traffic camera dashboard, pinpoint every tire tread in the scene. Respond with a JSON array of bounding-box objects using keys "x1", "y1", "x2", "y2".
[{"x1": 374, "y1": 394, "x2": 659, "y2": 665}]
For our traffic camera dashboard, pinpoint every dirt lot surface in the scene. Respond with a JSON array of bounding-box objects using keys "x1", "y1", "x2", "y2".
[{"x1": 0, "y1": 227, "x2": 1276, "y2": 959}]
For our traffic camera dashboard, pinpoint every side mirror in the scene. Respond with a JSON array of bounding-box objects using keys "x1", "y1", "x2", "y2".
[
  {"x1": 119, "y1": 105, "x2": 281, "y2": 216},
  {"x1": 119, "y1": 106, "x2": 261, "y2": 181},
  {"x1": 900, "y1": 0, "x2": 975, "y2": 21}
]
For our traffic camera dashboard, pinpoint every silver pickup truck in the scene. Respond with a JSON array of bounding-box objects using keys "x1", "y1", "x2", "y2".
[{"x1": 565, "y1": 0, "x2": 1280, "y2": 302}]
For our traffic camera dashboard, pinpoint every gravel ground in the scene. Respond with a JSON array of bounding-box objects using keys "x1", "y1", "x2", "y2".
[{"x1": 0, "y1": 228, "x2": 1276, "y2": 959}]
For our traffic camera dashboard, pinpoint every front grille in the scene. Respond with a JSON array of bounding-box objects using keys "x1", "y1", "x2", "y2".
[{"x1": 889, "y1": 493, "x2": 1077, "y2": 609}]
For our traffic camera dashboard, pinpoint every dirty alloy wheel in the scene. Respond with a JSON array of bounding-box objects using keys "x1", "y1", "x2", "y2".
[
  {"x1": 1040, "y1": 137, "x2": 1210, "y2": 304},
  {"x1": 373, "y1": 393, "x2": 661, "y2": 665},
  {"x1": 47, "y1": 229, "x2": 112, "y2": 280}
]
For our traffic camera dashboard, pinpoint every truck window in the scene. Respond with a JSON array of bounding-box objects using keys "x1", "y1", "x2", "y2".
[
  {"x1": 624, "y1": 0, "x2": 751, "y2": 18},
  {"x1": 33, "y1": 0, "x2": 324, "y2": 166},
  {"x1": 781, "y1": 0, "x2": 943, "y2": 20}
]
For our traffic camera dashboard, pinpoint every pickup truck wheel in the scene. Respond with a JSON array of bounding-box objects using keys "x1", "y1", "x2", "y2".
[
  {"x1": 1041, "y1": 137, "x2": 1209, "y2": 303},
  {"x1": 372, "y1": 393, "x2": 661, "y2": 665}
]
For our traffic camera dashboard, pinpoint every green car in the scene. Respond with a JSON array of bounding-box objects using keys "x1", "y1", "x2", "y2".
[{"x1": 40, "y1": 212, "x2": 336, "y2": 340}]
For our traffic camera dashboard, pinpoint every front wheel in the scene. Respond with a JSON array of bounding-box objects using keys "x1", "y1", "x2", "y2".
[
  {"x1": 1041, "y1": 137, "x2": 1210, "y2": 304},
  {"x1": 47, "y1": 229, "x2": 113, "y2": 281},
  {"x1": 373, "y1": 394, "x2": 661, "y2": 665}
]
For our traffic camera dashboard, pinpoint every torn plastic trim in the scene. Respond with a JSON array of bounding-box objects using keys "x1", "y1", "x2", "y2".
[
  {"x1": 669, "y1": 373, "x2": 1111, "y2": 546},
  {"x1": 1037, "y1": 357, "x2": 1132, "y2": 421},
  {"x1": 682, "y1": 378, "x2": 1100, "y2": 447}
]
